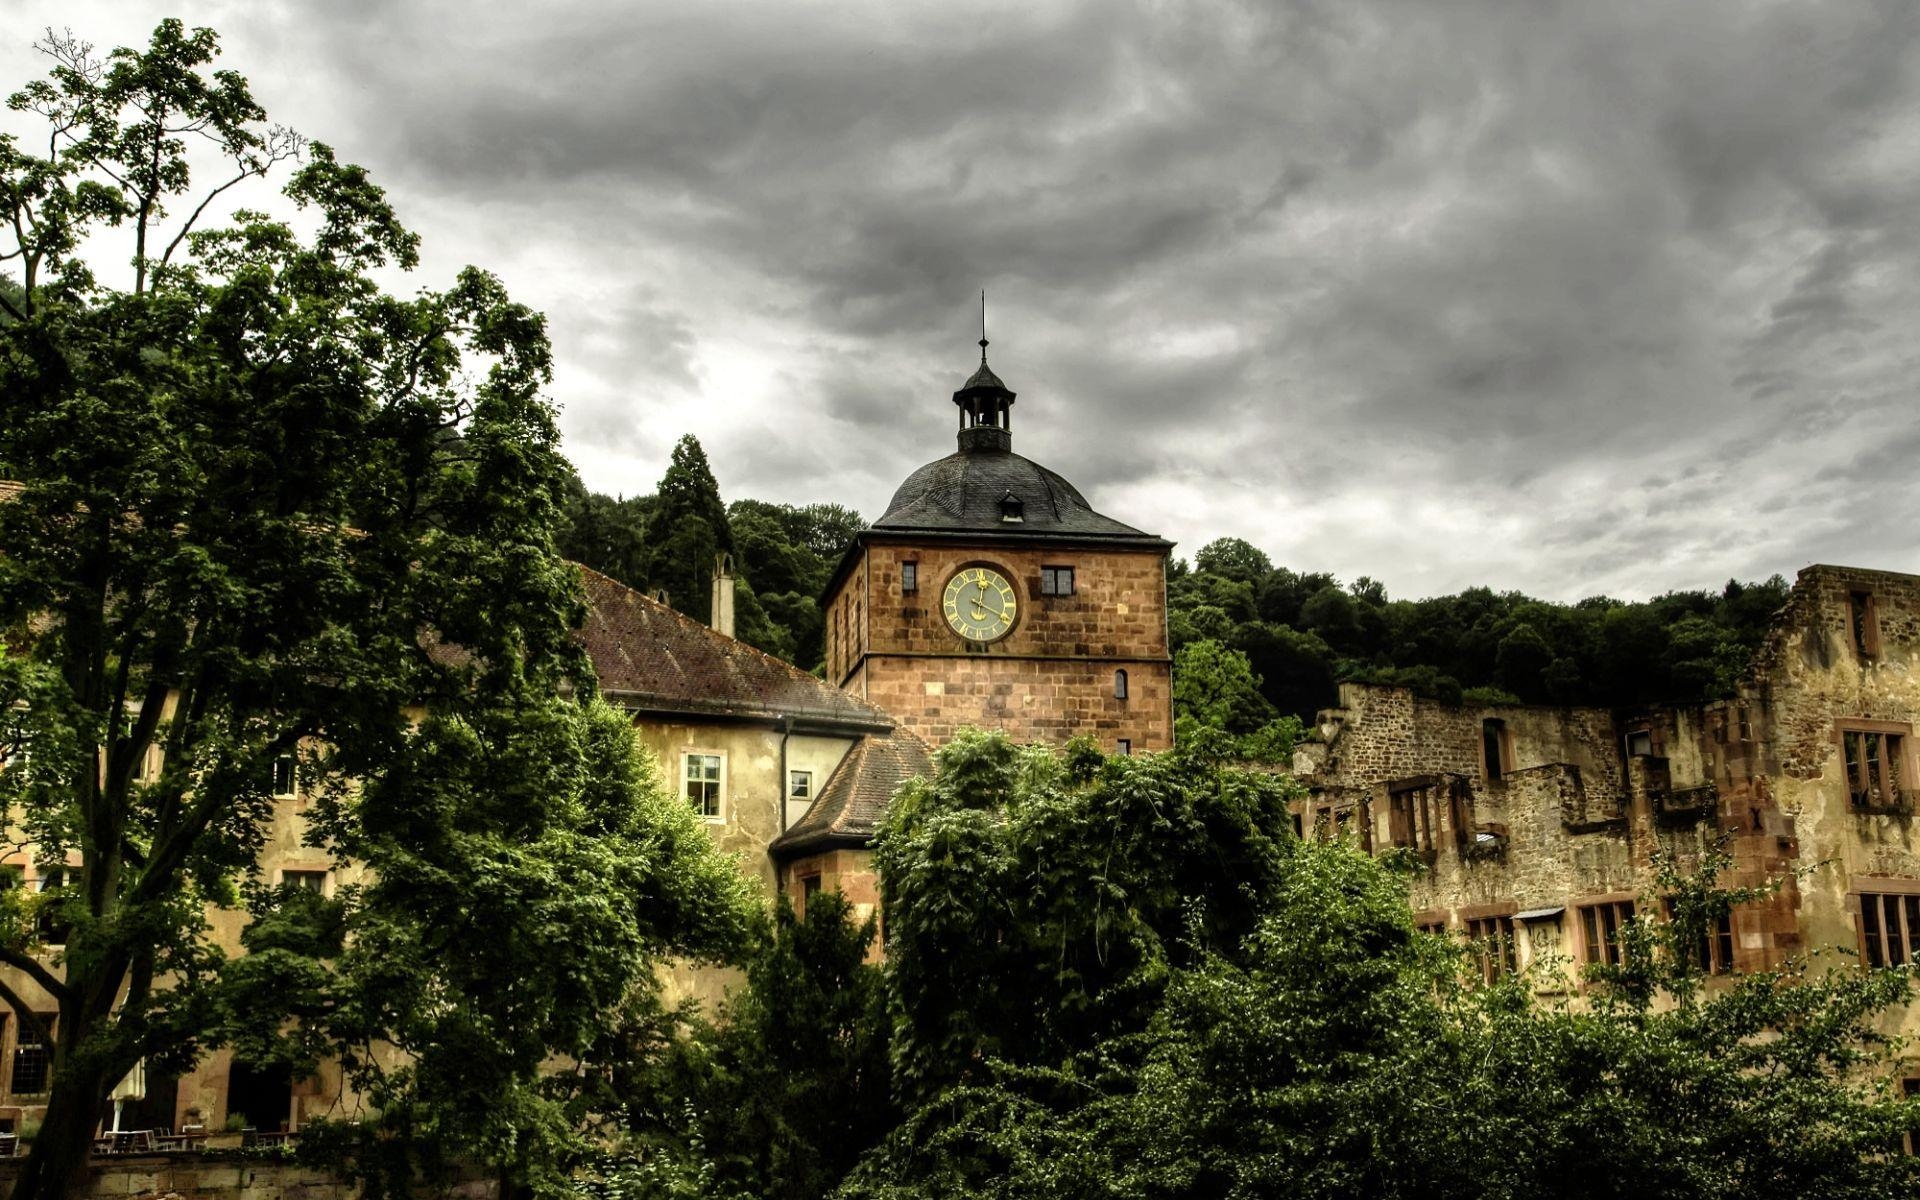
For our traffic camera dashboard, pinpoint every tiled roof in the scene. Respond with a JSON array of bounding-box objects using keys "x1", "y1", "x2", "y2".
[
  {"x1": 578, "y1": 565, "x2": 894, "y2": 731},
  {"x1": 772, "y1": 727, "x2": 933, "y2": 858}
]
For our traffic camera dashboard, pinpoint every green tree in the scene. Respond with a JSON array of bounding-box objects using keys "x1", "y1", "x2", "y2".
[
  {"x1": 595, "y1": 891, "x2": 895, "y2": 1200},
  {"x1": 846, "y1": 822, "x2": 1920, "y2": 1200},
  {"x1": 869, "y1": 731, "x2": 1300, "y2": 1102},
  {"x1": 0, "y1": 23, "x2": 751, "y2": 1199},
  {"x1": 644, "y1": 436, "x2": 733, "y2": 618},
  {"x1": 1172, "y1": 640, "x2": 1274, "y2": 735},
  {"x1": 1191, "y1": 537, "x2": 1272, "y2": 584}
]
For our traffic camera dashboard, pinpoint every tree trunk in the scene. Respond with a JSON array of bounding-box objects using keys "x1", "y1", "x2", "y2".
[{"x1": 10, "y1": 1065, "x2": 108, "y2": 1200}]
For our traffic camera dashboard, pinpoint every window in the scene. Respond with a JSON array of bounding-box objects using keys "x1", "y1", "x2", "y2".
[
  {"x1": 1482, "y1": 719, "x2": 1509, "y2": 781},
  {"x1": 1040, "y1": 566, "x2": 1076, "y2": 596},
  {"x1": 789, "y1": 770, "x2": 812, "y2": 801},
  {"x1": 999, "y1": 492, "x2": 1024, "y2": 523},
  {"x1": 683, "y1": 754, "x2": 723, "y2": 820},
  {"x1": 901, "y1": 562, "x2": 918, "y2": 595},
  {"x1": 1116, "y1": 738, "x2": 1132, "y2": 756},
  {"x1": 1859, "y1": 891, "x2": 1920, "y2": 967},
  {"x1": 271, "y1": 755, "x2": 297, "y2": 799},
  {"x1": 34, "y1": 869, "x2": 69, "y2": 945},
  {"x1": 1113, "y1": 669, "x2": 1129, "y2": 700},
  {"x1": 1851, "y1": 590, "x2": 1881, "y2": 659},
  {"x1": 9, "y1": 1021, "x2": 51, "y2": 1096},
  {"x1": 1415, "y1": 916, "x2": 1450, "y2": 937},
  {"x1": 1578, "y1": 900, "x2": 1636, "y2": 967},
  {"x1": 281, "y1": 870, "x2": 327, "y2": 894},
  {"x1": 1466, "y1": 914, "x2": 1517, "y2": 983},
  {"x1": 1666, "y1": 899, "x2": 1735, "y2": 975},
  {"x1": 1625, "y1": 729, "x2": 1654, "y2": 758},
  {"x1": 1387, "y1": 781, "x2": 1440, "y2": 853},
  {"x1": 1842, "y1": 728, "x2": 1907, "y2": 810}
]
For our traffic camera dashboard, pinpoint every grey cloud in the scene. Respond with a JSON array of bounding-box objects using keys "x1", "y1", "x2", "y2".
[{"x1": 12, "y1": 0, "x2": 1920, "y2": 598}]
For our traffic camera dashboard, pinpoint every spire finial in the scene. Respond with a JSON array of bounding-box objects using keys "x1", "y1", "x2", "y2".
[{"x1": 979, "y1": 289, "x2": 988, "y2": 363}]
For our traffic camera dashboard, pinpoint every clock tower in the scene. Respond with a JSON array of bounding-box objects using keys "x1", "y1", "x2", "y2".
[{"x1": 821, "y1": 340, "x2": 1174, "y2": 753}]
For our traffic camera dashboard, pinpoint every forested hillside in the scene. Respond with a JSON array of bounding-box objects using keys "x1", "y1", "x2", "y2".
[
  {"x1": 562, "y1": 440, "x2": 1791, "y2": 715},
  {"x1": 1169, "y1": 536, "x2": 1789, "y2": 725}
]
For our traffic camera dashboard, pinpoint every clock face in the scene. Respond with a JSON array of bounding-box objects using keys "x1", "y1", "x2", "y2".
[{"x1": 942, "y1": 566, "x2": 1018, "y2": 643}]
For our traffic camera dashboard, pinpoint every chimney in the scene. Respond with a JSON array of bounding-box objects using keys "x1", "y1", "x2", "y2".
[{"x1": 710, "y1": 553, "x2": 736, "y2": 639}]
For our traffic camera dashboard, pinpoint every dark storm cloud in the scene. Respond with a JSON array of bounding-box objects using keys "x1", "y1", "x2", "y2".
[{"x1": 12, "y1": 0, "x2": 1920, "y2": 599}]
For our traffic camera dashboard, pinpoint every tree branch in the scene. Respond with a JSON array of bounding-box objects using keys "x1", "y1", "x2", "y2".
[
  {"x1": 0, "y1": 944, "x2": 71, "y2": 1008},
  {"x1": 0, "y1": 975, "x2": 53, "y2": 1048}
]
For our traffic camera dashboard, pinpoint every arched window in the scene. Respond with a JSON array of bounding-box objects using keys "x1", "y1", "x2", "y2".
[{"x1": 1114, "y1": 669, "x2": 1129, "y2": 700}]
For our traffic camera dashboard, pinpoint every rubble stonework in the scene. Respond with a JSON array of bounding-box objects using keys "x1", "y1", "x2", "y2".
[{"x1": 1296, "y1": 563, "x2": 1920, "y2": 999}]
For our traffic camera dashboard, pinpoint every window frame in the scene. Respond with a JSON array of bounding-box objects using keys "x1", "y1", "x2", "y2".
[
  {"x1": 1386, "y1": 778, "x2": 1442, "y2": 854},
  {"x1": 1113, "y1": 669, "x2": 1129, "y2": 700},
  {"x1": 1465, "y1": 912, "x2": 1518, "y2": 983},
  {"x1": 682, "y1": 751, "x2": 726, "y2": 823},
  {"x1": 1040, "y1": 565, "x2": 1076, "y2": 597},
  {"x1": 1116, "y1": 738, "x2": 1132, "y2": 757},
  {"x1": 789, "y1": 769, "x2": 812, "y2": 801},
  {"x1": 7, "y1": 1016, "x2": 53, "y2": 1098},
  {"x1": 1663, "y1": 896, "x2": 1736, "y2": 975},
  {"x1": 1837, "y1": 720, "x2": 1912, "y2": 812},
  {"x1": 280, "y1": 869, "x2": 329, "y2": 896},
  {"x1": 1857, "y1": 885, "x2": 1920, "y2": 968},
  {"x1": 900, "y1": 561, "x2": 918, "y2": 595},
  {"x1": 1576, "y1": 897, "x2": 1637, "y2": 968}
]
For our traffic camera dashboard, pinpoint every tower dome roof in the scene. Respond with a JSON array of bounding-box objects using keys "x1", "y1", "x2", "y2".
[{"x1": 874, "y1": 446, "x2": 1156, "y2": 540}]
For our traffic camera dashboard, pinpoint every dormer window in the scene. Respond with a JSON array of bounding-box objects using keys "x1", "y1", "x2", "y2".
[{"x1": 1000, "y1": 492, "x2": 1024, "y2": 523}]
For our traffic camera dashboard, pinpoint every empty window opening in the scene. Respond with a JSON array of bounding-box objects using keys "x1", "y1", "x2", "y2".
[
  {"x1": 1843, "y1": 729, "x2": 1906, "y2": 810},
  {"x1": 1625, "y1": 729, "x2": 1654, "y2": 758},
  {"x1": 1388, "y1": 782, "x2": 1441, "y2": 854},
  {"x1": 1851, "y1": 590, "x2": 1881, "y2": 659},
  {"x1": 1114, "y1": 669, "x2": 1129, "y2": 700},
  {"x1": 1579, "y1": 900, "x2": 1636, "y2": 967},
  {"x1": 1860, "y1": 892, "x2": 1920, "y2": 968},
  {"x1": 1040, "y1": 566, "x2": 1076, "y2": 596},
  {"x1": 1482, "y1": 719, "x2": 1509, "y2": 781}
]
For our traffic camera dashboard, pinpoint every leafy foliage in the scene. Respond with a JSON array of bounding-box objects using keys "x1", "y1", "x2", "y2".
[
  {"x1": 0, "y1": 22, "x2": 752, "y2": 1200},
  {"x1": 841, "y1": 745, "x2": 1920, "y2": 1199},
  {"x1": 584, "y1": 891, "x2": 894, "y2": 1200}
]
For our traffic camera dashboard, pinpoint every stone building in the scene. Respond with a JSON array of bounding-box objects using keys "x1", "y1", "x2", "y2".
[
  {"x1": 778, "y1": 345, "x2": 1176, "y2": 898},
  {"x1": 1293, "y1": 563, "x2": 1920, "y2": 1005}
]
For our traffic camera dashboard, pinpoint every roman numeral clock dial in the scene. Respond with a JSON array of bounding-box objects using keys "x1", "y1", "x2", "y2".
[{"x1": 942, "y1": 566, "x2": 1018, "y2": 643}]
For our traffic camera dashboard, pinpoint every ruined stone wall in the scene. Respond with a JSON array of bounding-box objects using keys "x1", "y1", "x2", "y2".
[{"x1": 1753, "y1": 566, "x2": 1920, "y2": 983}]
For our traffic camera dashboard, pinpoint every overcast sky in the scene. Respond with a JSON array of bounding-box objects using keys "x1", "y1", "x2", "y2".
[{"x1": 8, "y1": 1, "x2": 1920, "y2": 601}]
